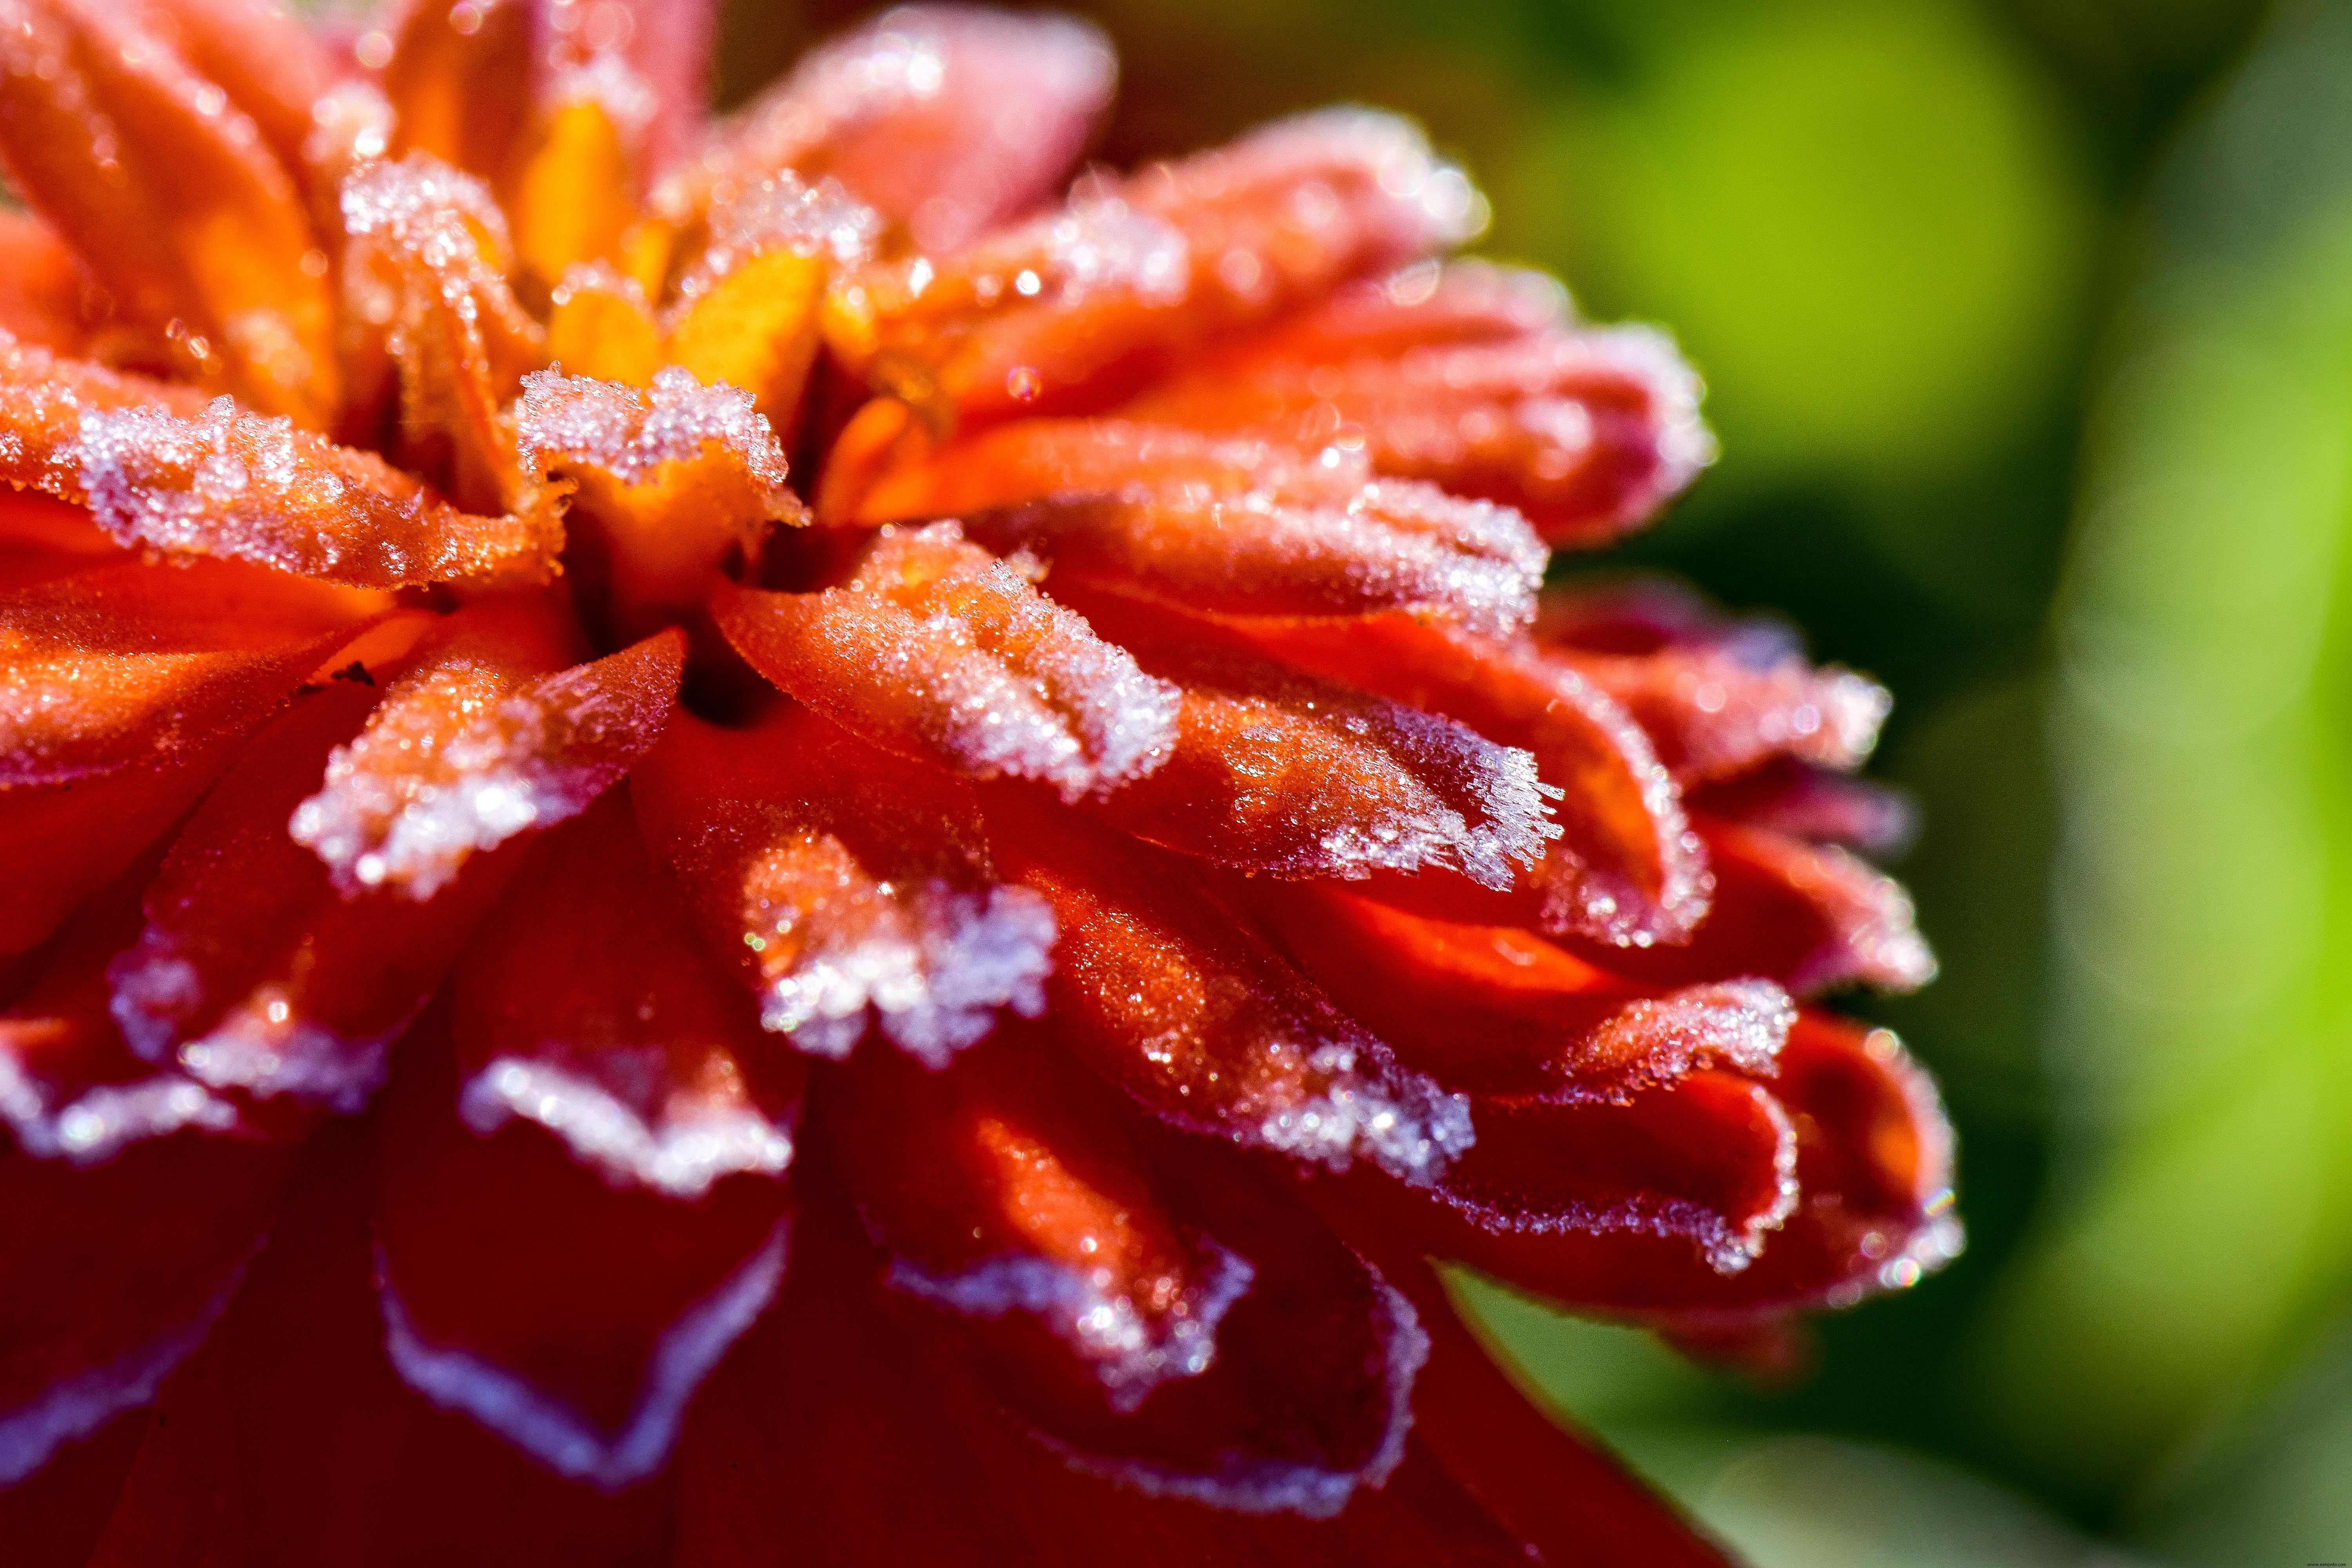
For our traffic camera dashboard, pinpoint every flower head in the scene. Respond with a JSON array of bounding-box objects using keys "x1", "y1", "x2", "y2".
[{"x1": 0, "y1": 2, "x2": 1955, "y2": 1560}]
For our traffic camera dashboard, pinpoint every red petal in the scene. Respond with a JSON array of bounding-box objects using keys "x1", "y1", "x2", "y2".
[
  {"x1": 714, "y1": 523, "x2": 1181, "y2": 801},
  {"x1": 668, "y1": 4, "x2": 1115, "y2": 254},
  {"x1": 1387, "y1": 1256, "x2": 1739, "y2": 1568},
  {"x1": 1340, "y1": 1013, "x2": 1961, "y2": 1320},
  {"x1": 0, "y1": 0, "x2": 336, "y2": 424},
  {"x1": 831, "y1": 107, "x2": 1483, "y2": 424},
  {"x1": 1561, "y1": 815, "x2": 1935, "y2": 996},
  {"x1": 678, "y1": 1183, "x2": 1537, "y2": 1564},
  {"x1": 631, "y1": 705, "x2": 1053, "y2": 1063},
  {"x1": 1219, "y1": 611, "x2": 1710, "y2": 946},
  {"x1": 982, "y1": 789, "x2": 1474, "y2": 1185},
  {"x1": 848, "y1": 418, "x2": 1546, "y2": 639},
  {"x1": 0, "y1": 1405, "x2": 145, "y2": 1568},
  {"x1": 0, "y1": 887, "x2": 289, "y2": 1489},
  {"x1": 373, "y1": 795, "x2": 797, "y2": 1487},
  {"x1": 288, "y1": 607, "x2": 683, "y2": 899},
  {"x1": 1122, "y1": 261, "x2": 1714, "y2": 546},
  {"x1": 1247, "y1": 880, "x2": 1790, "y2": 1100},
  {"x1": 105, "y1": 678, "x2": 517, "y2": 1114},
  {"x1": 102, "y1": 1117, "x2": 677, "y2": 1565},
  {"x1": 825, "y1": 1025, "x2": 1251, "y2": 1415},
  {"x1": 1686, "y1": 757, "x2": 1917, "y2": 857}
]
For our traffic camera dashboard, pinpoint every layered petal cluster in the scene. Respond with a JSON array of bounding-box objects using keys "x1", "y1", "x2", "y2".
[{"x1": 0, "y1": 4, "x2": 1956, "y2": 1564}]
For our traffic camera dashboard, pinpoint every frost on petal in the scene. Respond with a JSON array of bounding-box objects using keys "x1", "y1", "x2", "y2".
[
  {"x1": 107, "y1": 680, "x2": 516, "y2": 1116},
  {"x1": 661, "y1": 173, "x2": 882, "y2": 434},
  {"x1": 715, "y1": 523, "x2": 1180, "y2": 802},
  {"x1": 828, "y1": 106, "x2": 1484, "y2": 424},
  {"x1": 514, "y1": 366, "x2": 803, "y2": 634},
  {"x1": 1222, "y1": 613, "x2": 1711, "y2": 948},
  {"x1": 632, "y1": 707, "x2": 1053, "y2": 1066},
  {"x1": 1534, "y1": 578, "x2": 1892, "y2": 783},
  {"x1": 830, "y1": 1029, "x2": 1251, "y2": 1411},
  {"x1": 850, "y1": 419, "x2": 1546, "y2": 639},
  {"x1": 1122, "y1": 263, "x2": 1715, "y2": 547},
  {"x1": 1573, "y1": 817, "x2": 1936, "y2": 997},
  {"x1": 661, "y1": 4, "x2": 1114, "y2": 254},
  {"x1": 339, "y1": 154, "x2": 546, "y2": 509},
  {"x1": 0, "y1": 893, "x2": 287, "y2": 1486},
  {"x1": 374, "y1": 795, "x2": 797, "y2": 1486},
  {"x1": 0, "y1": 557, "x2": 383, "y2": 787},
  {"x1": 1342, "y1": 1013, "x2": 1960, "y2": 1319},
  {"x1": 985, "y1": 795, "x2": 1474, "y2": 1188},
  {"x1": 290, "y1": 609, "x2": 683, "y2": 899},
  {"x1": 1069, "y1": 591, "x2": 1555, "y2": 891},
  {"x1": 0, "y1": 0, "x2": 336, "y2": 426},
  {"x1": 1249, "y1": 880, "x2": 1792, "y2": 1102},
  {"x1": 1687, "y1": 759, "x2": 1918, "y2": 859}
]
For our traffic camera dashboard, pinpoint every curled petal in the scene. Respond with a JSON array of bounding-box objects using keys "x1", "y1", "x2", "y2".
[
  {"x1": 374, "y1": 802, "x2": 796, "y2": 1489},
  {"x1": 664, "y1": 4, "x2": 1114, "y2": 254},
  {"x1": 0, "y1": 0, "x2": 336, "y2": 425},
  {"x1": 1249, "y1": 881, "x2": 1791, "y2": 1100},
  {"x1": 829, "y1": 107, "x2": 1483, "y2": 424},
  {"x1": 1333, "y1": 1013, "x2": 1961, "y2": 1321},
  {"x1": 1218, "y1": 612, "x2": 1710, "y2": 946},
  {"x1": 289, "y1": 606, "x2": 683, "y2": 899},
  {"x1": 1535, "y1": 579, "x2": 1891, "y2": 781},
  {"x1": 1123, "y1": 262, "x2": 1714, "y2": 546},
  {"x1": 632, "y1": 706, "x2": 1053, "y2": 1065},
  {"x1": 984, "y1": 792, "x2": 1474, "y2": 1187},
  {"x1": 849, "y1": 418, "x2": 1545, "y2": 639},
  {"x1": 0, "y1": 892, "x2": 287, "y2": 1488},
  {"x1": 828, "y1": 1026, "x2": 1249, "y2": 1413},
  {"x1": 1687, "y1": 757, "x2": 1918, "y2": 858},
  {"x1": 338, "y1": 154, "x2": 547, "y2": 508},
  {"x1": 1070, "y1": 594, "x2": 1556, "y2": 891},
  {"x1": 513, "y1": 365, "x2": 802, "y2": 635},
  {"x1": 715, "y1": 523, "x2": 1180, "y2": 802},
  {"x1": 106, "y1": 677, "x2": 516, "y2": 1115},
  {"x1": 1568, "y1": 816, "x2": 1936, "y2": 996}
]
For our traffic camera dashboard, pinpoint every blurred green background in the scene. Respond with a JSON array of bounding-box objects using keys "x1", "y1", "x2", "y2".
[{"x1": 734, "y1": 0, "x2": 2339, "y2": 1559}]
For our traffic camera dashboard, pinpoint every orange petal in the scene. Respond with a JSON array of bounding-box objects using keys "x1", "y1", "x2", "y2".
[
  {"x1": 512, "y1": 365, "x2": 801, "y2": 637},
  {"x1": 0, "y1": 210, "x2": 95, "y2": 355},
  {"x1": 829, "y1": 107, "x2": 1484, "y2": 425},
  {"x1": 1122, "y1": 262, "x2": 1715, "y2": 546},
  {"x1": 1067, "y1": 592, "x2": 1556, "y2": 889},
  {"x1": 982, "y1": 791, "x2": 1474, "y2": 1186},
  {"x1": 544, "y1": 263, "x2": 661, "y2": 387},
  {"x1": 128, "y1": 0, "x2": 337, "y2": 179},
  {"x1": 853, "y1": 418, "x2": 1546, "y2": 638},
  {"x1": 632, "y1": 706, "x2": 1054, "y2": 1063},
  {"x1": 665, "y1": 4, "x2": 1114, "y2": 254},
  {"x1": 382, "y1": 0, "x2": 535, "y2": 190},
  {"x1": 337, "y1": 153, "x2": 546, "y2": 509},
  {"x1": 0, "y1": 337, "x2": 559, "y2": 587},
  {"x1": 289, "y1": 606, "x2": 682, "y2": 898},
  {"x1": 714, "y1": 523, "x2": 1180, "y2": 801},
  {"x1": 0, "y1": 0, "x2": 335, "y2": 425}
]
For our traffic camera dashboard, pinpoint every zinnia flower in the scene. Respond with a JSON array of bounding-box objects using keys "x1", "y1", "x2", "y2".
[{"x1": 0, "y1": 2, "x2": 1960, "y2": 1562}]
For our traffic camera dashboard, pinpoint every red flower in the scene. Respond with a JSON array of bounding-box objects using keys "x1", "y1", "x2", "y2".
[{"x1": 0, "y1": 3, "x2": 1956, "y2": 1562}]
